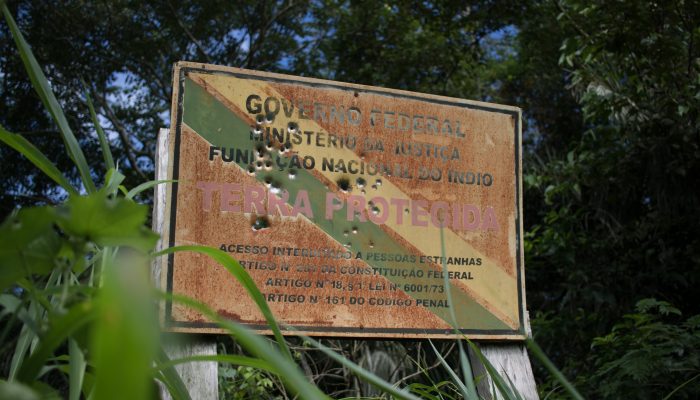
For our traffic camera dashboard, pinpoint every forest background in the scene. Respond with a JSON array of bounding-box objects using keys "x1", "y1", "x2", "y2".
[{"x1": 1, "y1": 1, "x2": 699, "y2": 399}]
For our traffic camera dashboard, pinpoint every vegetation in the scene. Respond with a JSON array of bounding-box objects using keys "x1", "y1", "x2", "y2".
[{"x1": 1, "y1": 0, "x2": 699, "y2": 399}]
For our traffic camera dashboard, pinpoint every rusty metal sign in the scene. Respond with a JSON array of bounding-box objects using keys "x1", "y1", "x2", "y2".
[{"x1": 159, "y1": 61, "x2": 525, "y2": 339}]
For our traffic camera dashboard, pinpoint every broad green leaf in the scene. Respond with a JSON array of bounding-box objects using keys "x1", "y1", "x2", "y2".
[
  {"x1": 0, "y1": 124, "x2": 77, "y2": 195},
  {"x1": 56, "y1": 192, "x2": 158, "y2": 252},
  {"x1": 1, "y1": 4, "x2": 96, "y2": 193},
  {"x1": 0, "y1": 380, "x2": 41, "y2": 400},
  {"x1": 0, "y1": 207, "x2": 61, "y2": 293},
  {"x1": 91, "y1": 252, "x2": 157, "y2": 400}
]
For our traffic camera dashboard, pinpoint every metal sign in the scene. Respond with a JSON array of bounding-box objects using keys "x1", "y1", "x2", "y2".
[{"x1": 160, "y1": 62, "x2": 525, "y2": 339}]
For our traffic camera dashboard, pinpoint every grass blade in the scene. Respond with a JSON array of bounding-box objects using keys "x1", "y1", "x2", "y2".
[
  {"x1": 68, "y1": 339, "x2": 85, "y2": 400},
  {"x1": 455, "y1": 340, "x2": 478, "y2": 399},
  {"x1": 154, "y1": 354, "x2": 275, "y2": 374},
  {"x1": 525, "y1": 339, "x2": 584, "y2": 400},
  {"x1": 9, "y1": 322, "x2": 34, "y2": 381},
  {"x1": 89, "y1": 251, "x2": 159, "y2": 400},
  {"x1": 438, "y1": 227, "x2": 479, "y2": 399},
  {"x1": 163, "y1": 292, "x2": 329, "y2": 400},
  {"x1": 662, "y1": 373, "x2": 700, "y2": 400},
  {"x1": 0, "y1": 124, "x2": 77, "y2": 195},
  {"x1": 126, "y1": 179, "x2": 176, "y2": 200},
  {"x1": 2, "y1": 4, "x2": 96, "y2": 193},
  {"x1": 9, "y1": 270, "x2": 61, "y2": 380},
  {"x1": 154, "y1": 349, "x2": 191, "y2": 400},
  {"x1": 155, "y1": 245, "x2": 293, "y2": 361},
  {"x1": 0, "y1": 380, "x2": 44, "y2": 400},
  {"x1": 91, "y1": 252, "x2": 158, "y2": 400},
  {"x1": 103, "y1": 168, "x2": 125, "y2": 195},
  {"x1": 504, "y1": 372, "x2": 525, "y2": 400},
  {"x1": 301, "y1": 334, "x2": 423, "y2": 400},
  {"x1": 427, "y1": 339, "x2": 472, "y2": 400},
  {"x1": 467, "y1": 342, "x2": 519, "y2": 400},
  {"x1": 82, "y1": 83, "x2": 115, "y2": 171},
  {"x1": 16, "y1": 301, "x2": 96, "y2": 383}
]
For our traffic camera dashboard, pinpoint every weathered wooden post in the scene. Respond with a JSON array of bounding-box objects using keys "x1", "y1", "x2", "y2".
[
  {"x1": 153, "y1": 128, "x2": 219, "y2": 400},
  {"x1": 153, "y1": 62, "x2": 538, "y2": 399},
  {"x1": 471, "y1": 312, "x2": 538, "y2": 399}
]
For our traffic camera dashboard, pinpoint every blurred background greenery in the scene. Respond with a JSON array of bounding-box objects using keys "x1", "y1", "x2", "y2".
[{"x1": 1, "y1": 0, "x2": 699, "y2": 399}]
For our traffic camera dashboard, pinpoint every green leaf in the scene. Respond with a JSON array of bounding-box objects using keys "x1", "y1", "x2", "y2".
[
  {"x1": 0, "y1": 124, "x2": 78, "y2": 195},
  {"x1": 55, "y1": 192, "x2": 159, "y2": 252},
  {"x1": 91, "y1": 251, "x2": 158, "y2": 400},
  {"x1": 103, "y1": 169, "x2": 125, "y2": 196},
  {"x1": 1, "y1": 4, "x2": 96, "y2": 193},
  {"x1": 635, "y1": 298, "x2": 682, "y2": 316},
  {"x1": 0, "y1": 207, "x2": 61, "y2": 293},
  {"x1": 0, "y1": 380, "x2": 41, "y2": 400}
]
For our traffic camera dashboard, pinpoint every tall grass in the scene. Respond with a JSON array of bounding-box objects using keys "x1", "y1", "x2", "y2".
[{"x1": 0, "y1": 4, "x2": 583, "y2": 399}]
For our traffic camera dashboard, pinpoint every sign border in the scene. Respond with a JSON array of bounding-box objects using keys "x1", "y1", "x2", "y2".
[{"x1": 162, "y1": 61, "x2": 526, "y2": 340}]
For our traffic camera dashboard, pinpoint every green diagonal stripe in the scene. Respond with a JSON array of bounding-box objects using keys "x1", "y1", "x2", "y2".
[{"x1": 180, "y1": 77, "x2": 510, "y2": 331}]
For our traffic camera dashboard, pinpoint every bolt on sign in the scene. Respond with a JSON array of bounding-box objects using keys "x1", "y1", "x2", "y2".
[{"x1": 160, "y1": 61, "x2": 526, "y2": 339}]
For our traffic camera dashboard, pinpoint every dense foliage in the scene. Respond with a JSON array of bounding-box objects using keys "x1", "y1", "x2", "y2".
[
  {"x1": 2, "y1": 0, "x2": 699, "y2": 398},
  {"x1": 520, "y1": 1, "x2": 700, "y2": 397}
]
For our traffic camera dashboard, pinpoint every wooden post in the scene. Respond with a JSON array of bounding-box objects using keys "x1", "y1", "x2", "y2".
[
  {"x1": 160, "y1": 337, "x2": 219, "y2": 400},
  {"x1": 470, "y1": 311, "x2": 539, "y2": 400},
  {"x1": 153, "y1": 128, "x2": 219, "y2": 400}
]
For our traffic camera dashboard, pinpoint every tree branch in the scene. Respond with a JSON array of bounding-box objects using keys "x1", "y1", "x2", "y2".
[
  {"x1": 168, "y1": 2, "x2": 213, "y2": 63},
  {"x1": 243, "y1": 1, "x2": 299, "y2": 68},
  {"x1": 92, "y1": 95, "x2": 149, "y2": 180}
]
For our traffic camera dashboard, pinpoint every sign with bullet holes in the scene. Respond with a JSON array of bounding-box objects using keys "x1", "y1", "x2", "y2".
[{"x1": 161, "y1": 62, "x2": 526, "y2": 339}]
